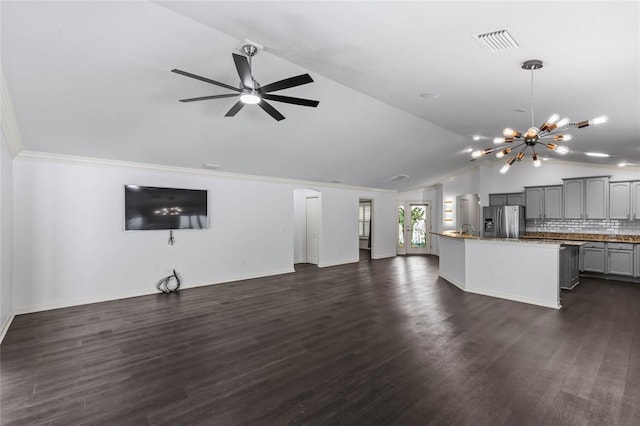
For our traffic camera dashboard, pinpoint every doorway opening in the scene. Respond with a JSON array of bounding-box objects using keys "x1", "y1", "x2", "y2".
[
  {"x1": 293, "y1": 188, "x2": 321, "y2": 266},
  {"x1": 359, "y1": 199, "x2": 372, "y2": 261},
  {"x1": 306, "y1": 197, "x2": 319, "y2": 264},
  {"x1": 397, "y1": 201, "x2": 431, "y2": 255}
]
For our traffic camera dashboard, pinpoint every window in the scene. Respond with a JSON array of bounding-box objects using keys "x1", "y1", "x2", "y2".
[{"x1": 359, "y1": 202, "x2": 371, "y2": 238}]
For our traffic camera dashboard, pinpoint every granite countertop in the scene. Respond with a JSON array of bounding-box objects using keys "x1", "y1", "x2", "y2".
[
  {"x1": 431, "y1": 231, "x2": 480, "y2": 239},
  {"x1": 434, "y1": 231, "x2": 639, "y2": 244},
  {"x1": 523, "y1": 232, "x2": 640, "y2": 244},
  {"x1": 431, "y1": 231, "x2": 585, "y2": 245}
]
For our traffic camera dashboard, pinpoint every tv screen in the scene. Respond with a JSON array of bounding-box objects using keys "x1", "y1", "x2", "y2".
[{"x1": 124, "y1": 185, "x2": 208, "y2": 230}]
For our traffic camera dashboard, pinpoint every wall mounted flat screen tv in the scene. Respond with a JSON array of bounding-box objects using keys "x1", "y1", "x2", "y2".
[{"x1": 124, "y1": 185, "x2": 208, "y2": 230}]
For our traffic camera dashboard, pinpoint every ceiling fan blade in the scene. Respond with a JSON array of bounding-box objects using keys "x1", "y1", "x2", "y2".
[
  {"x1": 260, "y1": 74, "x2": 314, "y2": 93},
  {"x1": 232, "y1": 53, "x2": 254, "y2": 89},
  {"x1": 171, "y1": 69, "x2": 240, "y2": 92},
  {"x1": 258, "y1": 100, "x2": 285, "y2": 121},
  {"x1": 263, "y1": 94, "x2": 319, "y2": 107},
  {"x1": 225, "y1": 101, "x2": 245, "y2": 117},
  {"x1": 179, "y1": 94, "x2": 239, "y2": 103}
]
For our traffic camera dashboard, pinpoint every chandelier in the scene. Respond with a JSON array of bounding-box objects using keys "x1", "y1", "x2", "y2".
[{"x1": 471, "y1": 59, "x2": 608, "y2": 174}]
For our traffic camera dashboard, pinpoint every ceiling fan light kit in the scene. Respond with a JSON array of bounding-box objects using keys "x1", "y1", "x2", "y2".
[
  {"x1": 172, "y1": 43, "x2": 319, "y2": 121},
  {"x1": 471, "y1": 59, "x2": 608, "y2": 173}
]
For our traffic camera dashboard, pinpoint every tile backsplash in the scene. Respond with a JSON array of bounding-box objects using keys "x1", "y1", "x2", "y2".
[{"x1": 526, "y1": 219, "x2": 640, "y2": 236}]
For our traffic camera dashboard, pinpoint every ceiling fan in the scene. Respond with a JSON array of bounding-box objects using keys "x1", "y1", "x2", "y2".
[{"x1": 171, "y1": 44, "x2": 319, "y2": 121}]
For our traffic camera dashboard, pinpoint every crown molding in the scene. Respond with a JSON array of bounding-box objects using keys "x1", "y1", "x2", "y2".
[
  {"x1": 15, "y1": 150, "x2": 397, "y2": 194},
  {"x1": 0, "y1": 69, "x2": 24, "y2": 157}
]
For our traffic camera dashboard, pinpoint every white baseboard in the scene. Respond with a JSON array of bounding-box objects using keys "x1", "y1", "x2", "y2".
[
  {"x1": 0, "y1": 312, "x2": 15, "y2": 344},
  {"x1": 372, "y1": 252, "x2": 396, "y2": 260},
  {"x1": 465, "y1": 287, "x2": 561, "y2": 310},
  {"x1": 318, "y1": 258, "x2": 359, "y2": 268},
  {"x1": 12, "y1": 267, "x2": 295, "y2": 316},
  {"x1": 439, "y1": 273, "x2": 465, "y2": 291}
]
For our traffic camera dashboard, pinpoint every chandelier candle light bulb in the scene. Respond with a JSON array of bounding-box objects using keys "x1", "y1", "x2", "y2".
[
  {"x1": 500, "y1": 157, "x2": 517, "y2": 174},
  {"x1": 533, "y1": 153, "x2": 541, "y2": 167},
  {"x1": 503, "y1": 128, "x2": 522, "y2": 138},
  {"x1": 496, "y1": 147, "x2": 511, "y2": 159}
]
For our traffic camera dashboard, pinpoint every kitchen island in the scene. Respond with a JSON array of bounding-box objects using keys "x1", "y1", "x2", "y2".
[{"x1": 434, "y1": 232, "x2": 584, "y2": 309}]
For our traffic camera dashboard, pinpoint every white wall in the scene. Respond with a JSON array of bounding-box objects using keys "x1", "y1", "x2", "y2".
[
  {"x1": 442, "y1": 168, "x2": 480, "y2": 232},
  {"x1": 13, "y1": 158, "x2": 297, "y2": 312},
  {"x1": 0, "y1": 131, "x2": 14, "y2": 336},
  {"x1": 12, "y1": 156, "x2": 397, "y2": 313},
  {"x1": 316, "y1": 187, "x2": 397, "y2": 266},
  {"x1": 367, "y1": 190, "x2": 397, "y2": 260}
]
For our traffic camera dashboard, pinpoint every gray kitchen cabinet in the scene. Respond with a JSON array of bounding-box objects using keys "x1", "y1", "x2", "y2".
[
  {"x1": 563, "y1": 179, "x2": 584, "y2": 219},
  {"x1": 635, "y1": 245, "x2": 640, "y2": 277},
  {"x1": 609, "y1": 181, "x2": 631, "y2": 219},
  {"x1": 563, "y1": 176, "x2": 610, "y2": 220},
  {"x1": 580, "y1": 242, "x2": 606, "y2": 273},
  {"x1": 525, "y1": 187, "x2": 543, "y2": 219},
  {"x1": 560, "y1": 245, "x2": 580, "y2": 290},
  {"x1": 489, "y1": 193, "x2": 507, "y2": 206},
  {"x1": 525, "y1": 186, "x2": 562, "y2": 220},
  {"x1": 607, "y1": 243, "x2": 634, "y2": 276},
  {"x1": 585, "y1": 177, "x2": 609, "y2": 219},
  {"x1": 507, "y1": 193, "x2": 525, "y2": 206},
  {"x1": 489, "y1": 192, "x2": 524, "y2": 206},
  {"x1": 632, "y1": 181, "x2": 640, "y2": 221},
  {"x1": 544, "y1": 186, "x2": 563, "y2": 219}
]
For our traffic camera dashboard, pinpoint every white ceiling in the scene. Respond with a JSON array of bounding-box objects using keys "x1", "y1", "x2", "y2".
[{"x1": 2, "y1": 1, "x2": 639, "y2": 191}]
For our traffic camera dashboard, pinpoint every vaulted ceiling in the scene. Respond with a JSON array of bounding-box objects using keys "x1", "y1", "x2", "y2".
[{"x1": 2, "y1": 1, "x2": 638, "y2": 190}]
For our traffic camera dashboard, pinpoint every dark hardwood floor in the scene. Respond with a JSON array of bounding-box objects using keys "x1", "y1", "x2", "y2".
[{"x1": 2, "y1": 255, "x2": 640, "y2": 425}]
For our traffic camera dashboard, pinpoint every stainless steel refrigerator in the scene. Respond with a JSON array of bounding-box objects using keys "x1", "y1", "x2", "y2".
[{"x1": 482, "y1": 205, "x2": 525, "y2": 238}]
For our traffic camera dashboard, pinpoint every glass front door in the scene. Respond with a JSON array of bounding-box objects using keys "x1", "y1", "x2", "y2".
[{"x1": 397, "y1": 202, "x2": 430, "y2": 255}]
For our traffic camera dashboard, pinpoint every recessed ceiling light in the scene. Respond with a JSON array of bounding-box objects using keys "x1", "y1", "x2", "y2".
[
  {"x1": 618, "y1": 162, "x2": 628, "y2": 167},
  {"x1": 419, "y1": 93, "x2": 439, "y2": 99},
  {"x1": 513, "y1": 108, "x2": 527, "y2": 113},
  {"x1": 472, "y1": 135, "x2": 481, "y2": 141},
  {"x1": 585, "y1": 152, "x2": 610, "y2": 158}
]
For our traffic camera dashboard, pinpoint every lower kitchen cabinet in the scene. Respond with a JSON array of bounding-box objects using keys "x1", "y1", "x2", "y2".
[
  {"x1": 560, "y1": 245, "x2": 580, "y2": 290},
  {"x1": 580, "y1": 242, "x2": 606, "y2": 273},
  {"x1": 607, "y1": 243, "x2": 635, "y2": 276},
  {"x1": 580, "y1": 242, "x2": 638, "y2": 278}
]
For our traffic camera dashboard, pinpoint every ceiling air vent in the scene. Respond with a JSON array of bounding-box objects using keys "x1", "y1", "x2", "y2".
[
  {"x1": 474, "y1": 29, "x2": 519, "y2": 52},
  {"x1": 384, "y1": 174, "x2": 409, "y2": 183}
]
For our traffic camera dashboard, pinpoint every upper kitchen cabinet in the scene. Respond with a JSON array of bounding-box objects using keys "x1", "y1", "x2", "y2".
[
  {"x1": 563, "y1": 179, "x2": 584, "y2": 219},
  {"x1": 610, "y1": 181, "x2": 631, "y2": 220},
  {"x1": 544, "y1": 186, "x2": 563, "y2": 219},
  {"x1": 524, "y1": 186, "x2": 562, "y2": 220},
  {"x1": 525, "y1": 187, "x2": 543, "y2": 219},
  {"x1": 632, "y1": 181, "x2": 640, "y2": 221},
  {"x1": 563, "y1": 176, "x2": 610, "y2": 220},
  {"x1": 489, "y1": 192, "x2": 524, "y2": 206},
  {"x1": 586, "y1": 177, "x2": 609, "y2": 219}
]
